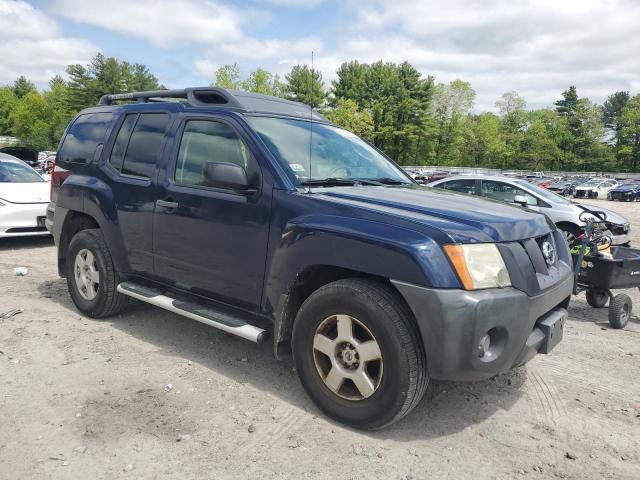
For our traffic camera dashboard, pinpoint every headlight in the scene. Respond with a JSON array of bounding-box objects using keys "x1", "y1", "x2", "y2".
[{"x1": 444, "y1": 243, "x2": 511, "y2": 290}]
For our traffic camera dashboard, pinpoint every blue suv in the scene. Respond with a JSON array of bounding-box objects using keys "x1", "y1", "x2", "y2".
[{"x1": 47, "y1": 88, "x2": 573, "y2": 429}]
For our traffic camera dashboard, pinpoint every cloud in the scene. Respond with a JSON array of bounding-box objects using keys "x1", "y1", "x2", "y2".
[
  {"x1": 265, "y1": 0, "x2": 326, "y2": 6},
  {"x1": 0, "y1": 1, "x2": 96, "y2": 86},
  {"x1": 339, "y1": 0, "x2": 640, "y2": 110},
  {"x1": 4, "y1": 0, "x2": 640, "y2": 112},
  {"x1": 220, "y1": 37, "x2": 323, "y2": 61},
  {"x1": 51, "y1": 0, "x2": 247, "y2": 47}
]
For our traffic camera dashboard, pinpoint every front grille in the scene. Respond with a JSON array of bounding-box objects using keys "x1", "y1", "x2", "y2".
[
  {"x1": 575, "y1": 190, "x2": 586, "y2": 197},
  {"x1": 523, "y1": 234, "x2": 557, "y2": 274}
]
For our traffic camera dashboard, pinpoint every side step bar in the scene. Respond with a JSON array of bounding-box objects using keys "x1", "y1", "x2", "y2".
[{"x1": 117, "y1": 282, "x2": 269, "y2": 343}]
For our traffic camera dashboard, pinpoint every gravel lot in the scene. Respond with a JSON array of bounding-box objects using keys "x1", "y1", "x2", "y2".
[{"x1": 1, "y1": 198, "x2": 639, "y2": 480}]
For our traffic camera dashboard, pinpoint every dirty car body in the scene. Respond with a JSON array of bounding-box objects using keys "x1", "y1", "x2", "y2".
[{"x1": 47, "y1": 88, "x2": 573, "y2": 428}]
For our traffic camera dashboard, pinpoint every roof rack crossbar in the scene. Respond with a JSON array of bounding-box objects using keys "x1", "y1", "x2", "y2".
[
  {"x1": 98, "y1": 87, "x2": 244, "y2": 108},
  {"x1": 96, "y1": 87, "x2": 329, "y2": 122}
]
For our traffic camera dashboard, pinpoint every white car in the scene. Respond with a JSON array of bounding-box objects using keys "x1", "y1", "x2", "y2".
[
  {"x1": 0, "y1": 154, "x2": 51, "y2": 238},
  {"x1": 573, "y1": 178, "x2": 618, "y2": 199}
]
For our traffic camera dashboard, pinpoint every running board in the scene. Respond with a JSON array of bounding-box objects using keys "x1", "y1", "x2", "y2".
[{"x1": 117, "y1": 282, "x2": 268, "y2": 343}]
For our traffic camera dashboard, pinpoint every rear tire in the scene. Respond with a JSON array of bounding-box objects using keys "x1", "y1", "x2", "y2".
[
  {"x1": 608, "y1": 294, "x2": 631, "y2": 329},
  {"x1": 586, "y1": 288, "x2": 609, "y2": 308},
  {"x1": 292, "y1": 278, "x2": 428, "y2": 430},
  {"x1": 66, "y1": 229, "x2": 129, "y2": 318}
]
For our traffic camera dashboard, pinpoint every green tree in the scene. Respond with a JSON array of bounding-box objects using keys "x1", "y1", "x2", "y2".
[
  {"x1": 332, "y1": 61, "x2": 368, "y2": 107},
  {"x1": 496, "y1": 91, "x2": 527, "y2": 130},
  {"x1": 603, "y1": 90, "x2": 630, "y2": 145},
  {"x1": 461, "y1": 113, "x2": 508, "y2": 168},
  {"x1": 241, "y1": 68, "x2": 285, "y2": 97},
  {"x1": 324, "y1": 98, "x2": 373, "y2": 138},
  {"x1": 431, "y1": 79, "x2": 475, "y2": 163},
  {"x1": 66, "y1": 53, "x2": 161, "y2": 111},
  {"x1": 554, "y1": 86, "x2": 579, "y2": 116},
  {"x1": 12, "y1": 76, "x2": 36, "y2": 99},
  {"x1": 0, "y1": 87, "x2": 18, "y2": 135},
  {"x1": 284, "y1": 65, "x2": 326, "y2": 107},
  {"x1": 618, "y1": 95, "x2": 640, "y2": 170},
  {"x1": 213, "y1": 63, "x2": 241, "y2": 90},
  {"x1": 10, "y1": 91, "x2": 55, "y2": 150}
]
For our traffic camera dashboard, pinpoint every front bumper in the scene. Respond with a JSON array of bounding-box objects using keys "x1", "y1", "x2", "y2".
[
  {"x1": 608, "y1": 230, "x2": 630, "y2": 246},
  {"x1": 0, "y1": 201, "x2": 50, "y2": 238},
  {"x1": 392, "y1": 272, "x2": 573, "y2": 381},
  {"x1": 574, "y1": 189, "x2": 597, "y2": 198}
]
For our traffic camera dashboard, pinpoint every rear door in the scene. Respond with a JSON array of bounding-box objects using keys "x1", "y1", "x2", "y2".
[
  {"x1": 103, "y1": 111, "x2": 172, "y2": 276},
  {"x1": 152, "y1": 115, "x2": 271, "y2": 309}
]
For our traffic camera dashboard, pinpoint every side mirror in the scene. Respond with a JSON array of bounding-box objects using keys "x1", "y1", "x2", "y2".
[
  {"x1": 513, "y1": 194, "x2": 528, "y2": 207},
  {"x1": 203, "y1": 162, "x2": 253, "y2": 192}
]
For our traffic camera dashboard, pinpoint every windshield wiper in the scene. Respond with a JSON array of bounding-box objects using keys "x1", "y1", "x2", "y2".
[
  {"x1": 300, "y1": 177, "x2": 409, "y2": 187},
  {"x1": 300, "y1": 178, "x2": 357, "y2": 187},
  {"x1": 368, "y1": 177, "x2": 410, "y2": 185}
]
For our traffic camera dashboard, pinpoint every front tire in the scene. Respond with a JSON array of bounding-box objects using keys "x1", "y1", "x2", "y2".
[
  {"x1": 66, "y1": 229, "x2": 128, "y2": 318},
  {"x1": 292, "y1": 279, "x2": 428, "y2": 429}
]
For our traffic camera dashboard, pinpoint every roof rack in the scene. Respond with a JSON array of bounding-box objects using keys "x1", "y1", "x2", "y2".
[{"x1": 98, "y1": 87, "x2": 328, "y2": 122}]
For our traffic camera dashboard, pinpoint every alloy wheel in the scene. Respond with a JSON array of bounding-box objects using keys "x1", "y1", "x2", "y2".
[
  {"x1": 312, "y1": 314, "x2": 383, "y2": 400},
  {"x1": 74, "y1": 248, "x2": 100, "y2": 301}
]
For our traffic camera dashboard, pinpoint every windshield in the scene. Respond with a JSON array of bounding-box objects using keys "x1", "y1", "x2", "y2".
[
  {"x1": 0, "y1": 161, "x2": 45, "y2": 183},
  {"x1": 513, "y1": 179, "x2": 572, "y2": 205},
  {"x1": 620, "y1": 183, "x2": 637, "y2": 188},
  {"x1": 583, "y1": 180, "x2": 601, "y2": 186},
  {"x1": 247, "y1": 116, "x2": 411, "y2": 185}
]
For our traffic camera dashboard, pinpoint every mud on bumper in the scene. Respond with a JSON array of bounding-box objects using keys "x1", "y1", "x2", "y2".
[{"x1": 392, "y1": 272, "x2": 573, "y2": 382}]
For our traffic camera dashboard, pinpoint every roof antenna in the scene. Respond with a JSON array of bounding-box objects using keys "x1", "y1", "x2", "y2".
[{"x1": 306, "y1": 50, "x2": 314, "y2": 193}]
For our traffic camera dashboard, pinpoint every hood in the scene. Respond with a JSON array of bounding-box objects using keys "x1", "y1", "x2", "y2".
[
  {"x1": 577, "y1": 203, "x2": 629, "y2": 226},
  {"x1": 0, "y1": 182, "x2": 49, "y2": 204},
  {"x1": 575, "y1": 184, "x2": 598, "y2": 190},
  {"x1": 312, "y1": 185, "x2": 554, "y2": 243}
]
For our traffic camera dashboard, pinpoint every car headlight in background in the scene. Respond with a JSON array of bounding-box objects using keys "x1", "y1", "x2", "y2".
[{"x1": 444, "y1": 243, "x2": 511, "y2": 290}]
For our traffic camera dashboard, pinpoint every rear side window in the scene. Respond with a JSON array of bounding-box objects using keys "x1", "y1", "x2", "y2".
[
  {"x1": 109, "y1": 113, "x2": 170, "y2": 178},
  {"x1": 58, "y1": 113, "x2": 112, "y2": 166},
  {"x1": 109, "y1": 114, "x2": 138, "y2": 172}
]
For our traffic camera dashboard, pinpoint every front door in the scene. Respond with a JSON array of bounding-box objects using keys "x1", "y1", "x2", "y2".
[{"x1": 152, "y1": 116, "x2": 271, "y2": 309}]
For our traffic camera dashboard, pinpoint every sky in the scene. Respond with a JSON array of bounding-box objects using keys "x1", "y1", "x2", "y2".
[{"x1": 1, "y1": 0, "x2": 639, "y2": 112}]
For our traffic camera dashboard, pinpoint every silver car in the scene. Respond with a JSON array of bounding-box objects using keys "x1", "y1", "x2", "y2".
[{"x1": 429, "y1": 175, "x2": 630, "y2": 245}]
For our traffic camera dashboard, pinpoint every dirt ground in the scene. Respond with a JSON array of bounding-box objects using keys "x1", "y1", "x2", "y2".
[{"x1": 1, "y1": 198, "x2": 639, "y2": 480}]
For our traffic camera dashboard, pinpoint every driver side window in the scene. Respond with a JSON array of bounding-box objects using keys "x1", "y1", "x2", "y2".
[{"x1": 174, "y1": 120, "x2": 258, "y2": 189}]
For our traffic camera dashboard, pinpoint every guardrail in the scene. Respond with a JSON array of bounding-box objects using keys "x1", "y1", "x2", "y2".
[{"x1": 402, "y1": 166, "x2": 640, "y2": 180}]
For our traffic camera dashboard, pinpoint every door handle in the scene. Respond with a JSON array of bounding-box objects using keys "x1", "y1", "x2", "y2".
[{"x1": 156, "y1": 199, "x2": 179, "y2": 209}]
